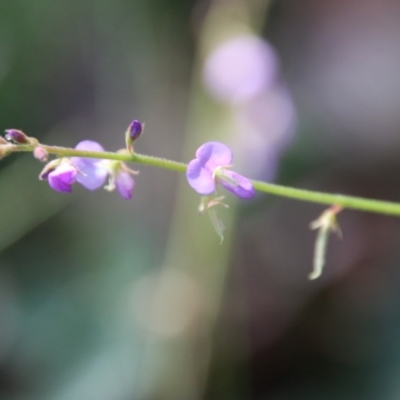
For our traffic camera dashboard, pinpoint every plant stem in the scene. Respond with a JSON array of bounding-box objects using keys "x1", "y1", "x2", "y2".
[
  {"x1": 5, "y1": 143, "x2": 400, "y2": 216},
  {"x1": 252, "y1": 180, "x2": 400, "y2": 216},
  {"x1": 8, "y1": 143, "x2": 187, "y2": 172}
]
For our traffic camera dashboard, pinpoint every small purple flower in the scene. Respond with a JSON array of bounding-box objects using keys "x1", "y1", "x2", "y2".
[
  {"x1": 48, "y1": 163, "x2": 78, "y2": 193},
  {"x1": 186, "y1": 142, "x2": 255, "y2": 199}
]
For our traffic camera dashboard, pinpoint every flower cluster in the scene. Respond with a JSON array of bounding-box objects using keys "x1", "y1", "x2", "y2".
[
  {"x1": 0, "y1": 125, "x2": 257, "y2": 242},
  {"x1": 40, "y1": 140, "x2": 136, "y2": 199},
  {"x1": 33, "y1": 120, "x2": 145, "y2": 199}
]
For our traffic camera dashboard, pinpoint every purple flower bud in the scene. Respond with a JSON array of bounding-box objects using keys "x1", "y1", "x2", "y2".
[
  {"x1": 129, "y1": 120, "x2": 143, "y2": 142},
  {"x1": 4, "y1": 129, "x2": 30, "y2": 144},
  {"x1": 48, "y1": 163, "x2": 78, "y2": 193},
  {"x1": 125, "y1": 120, "x2": 144, "y2": 152}
]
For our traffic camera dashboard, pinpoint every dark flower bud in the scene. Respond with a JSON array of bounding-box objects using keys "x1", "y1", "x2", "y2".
[
  {"x1": 125, "y1": 120, "x2": 144, "y2": 153},
  {"x1": 4, "y1": 129, "x2": 30, "y2": 144},
  {"x1": 129, "y1": 120, "x2": 143, "y2": 141}
]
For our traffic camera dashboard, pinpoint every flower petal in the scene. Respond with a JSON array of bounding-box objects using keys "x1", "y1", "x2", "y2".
[
  {"x1": 195, "y1": 142, "x2": 232, "y2": 169},
  {"x1": 48, "y1": 164, "x2": 77, "y2": 193},
  {"x1": 218, "y1": 170, "x2": 255, "y2": 199},
  {"x1": 115, "y1": 171, "x2": 135, "y2": 200},
  {"x1": 186, "y1": 159, "x2": 216, "y2": 195},
  {"x1": 74, "y1": 161, "x2": 108, "y2": 190},
  {"x1": 75, "y1": 140, "x2": 105, "y2": 152},
  {"x1": 71, "y1": 141, "x2": 108, "y2": 190}
]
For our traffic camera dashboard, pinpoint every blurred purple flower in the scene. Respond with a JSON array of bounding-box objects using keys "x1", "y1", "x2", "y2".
[
  {"x1": 186, "y1": 141, "x2": 255, "y2": 199},
  {"x1": 233, "y1": 85, "x2": 297, "y2": 181},
  {"x1": 203, "y1": 35, "x2": 278, "y2": 104},
  {"x1": 202, "y1": 35, "x2": 297, "y2": 184},
  {"x1": 48, "y1": 163, "x2": 77, "y2": 193}
]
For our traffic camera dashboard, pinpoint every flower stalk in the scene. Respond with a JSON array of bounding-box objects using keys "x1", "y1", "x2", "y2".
[{"x1": 2, "y1": 140, "x2": 400, "y2": 217}]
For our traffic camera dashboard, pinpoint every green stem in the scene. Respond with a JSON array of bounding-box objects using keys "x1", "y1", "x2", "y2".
[
  {"x1": 8, "y1": 143, "x2": 187, "y2": 172},
  {"x1": 252, "y1": 180, "x2": 400, "y2": 216},
  {"x1": 5, "y1": 143, "x2": 400, "y2": 216}
]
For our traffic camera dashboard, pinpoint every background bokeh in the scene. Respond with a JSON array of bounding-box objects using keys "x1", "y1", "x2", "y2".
[{"x1": 1, "y1": 1, "x2": 400, "y2": 399}]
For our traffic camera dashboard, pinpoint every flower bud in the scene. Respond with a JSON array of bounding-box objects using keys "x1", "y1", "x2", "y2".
[
  {"x1": 33, "y1": 146, "x2": 48, "y2": 162},
  {"x1": 4, "y1": 129, "x2": 31, "y2": 144},
  {"x1": 129, "y1": 120, "x2": 143, "y2": 141},
  {"x1": 125, "y1": 120, "x2": 144, "y2": 152},
  {"x1": 0, "y1": 137, "x2": 8, "y2": 145}
]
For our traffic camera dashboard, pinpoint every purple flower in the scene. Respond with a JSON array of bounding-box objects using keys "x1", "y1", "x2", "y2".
[
  {"x1": 186, "y1": 142, "x2": 255, "y2": 199},
  {"x1": 71, "y1": 141, "x2": 108, "y2": 190},
  {"x1": 47, "y1": 163, "x2": 78, "y2": 193},
  {"x1": 40, "y1": 140, "x2": 136, "y2": 199}
]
